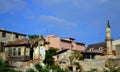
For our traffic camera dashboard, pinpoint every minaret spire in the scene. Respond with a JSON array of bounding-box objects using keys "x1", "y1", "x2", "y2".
[
  {"x1": 106, "y1": 20, "x2": 113, "y2": 55},
  {"x1": 107, "y1": 20, "x2": 110, "y2": 28}
]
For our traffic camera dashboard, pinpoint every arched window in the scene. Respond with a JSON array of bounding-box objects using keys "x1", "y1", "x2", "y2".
[{"x1": 99, "y1": 47, "x2": 103, "y2": 51}]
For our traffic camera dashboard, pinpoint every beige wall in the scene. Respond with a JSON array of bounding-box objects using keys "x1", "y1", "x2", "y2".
[
  {"x1": 0, "y1": 30, "x2": 26, "y2": 59},
  {"x1": 0, "y1": 52, "x2": 5, "y2": 60},
  {"x1": 5, "y1": 46, "x2": 30, "y2": 57},
  {"x1": 0, "y1": 31, "x2": 25, "y2": 42},
  {"x1": 26, "y1": 48, "x2": 30, "y2": 56},
  {"x1": 58, "y1": 50, "x2": 71, "y2": 65},
  {"x1": 112, "y1": 40, "x2": 120, "y2": 58}
]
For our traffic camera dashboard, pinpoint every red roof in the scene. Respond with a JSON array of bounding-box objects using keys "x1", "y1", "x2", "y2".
[
  {"x1": 101, "y1": 49, "x2": 116, "y2": 56},
  {"x1": 4, "y1": 38, "x2": 29, "y2": 47}
]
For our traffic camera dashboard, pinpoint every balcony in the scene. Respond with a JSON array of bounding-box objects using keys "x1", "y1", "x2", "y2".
[{"x1": 5, "y1": 56, "x2": 30, "y2": 61}]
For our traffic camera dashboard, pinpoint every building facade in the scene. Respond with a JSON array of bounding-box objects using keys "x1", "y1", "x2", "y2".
[
  {"x1": 45, "y1": 35, "x2": 85, "y2": 51},
  {"x1": 0, "y1": 29, "x2": 26, "y2": 60},
  {"x1": 4, "y1": 36, "x2": 45, "y2": 68}
]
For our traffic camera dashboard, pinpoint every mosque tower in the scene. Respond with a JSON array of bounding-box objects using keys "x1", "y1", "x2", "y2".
[{"x1": 105, "y1": 20, "x2": 113, "y2": 55}]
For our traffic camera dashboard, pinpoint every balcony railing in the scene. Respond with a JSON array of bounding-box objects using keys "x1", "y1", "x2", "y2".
[{"x1": 5, "y1": 56, "x2": 30, "y2": 61}]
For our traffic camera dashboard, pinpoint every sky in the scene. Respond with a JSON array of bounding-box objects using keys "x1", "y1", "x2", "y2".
[{"x1": 0, "y1": 0, "x2": 120, "y2": 46}]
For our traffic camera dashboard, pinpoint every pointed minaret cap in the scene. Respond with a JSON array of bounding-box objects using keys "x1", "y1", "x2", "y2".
[{"x1": 107, "y1": 20, "x2": 110, "y2": 28}]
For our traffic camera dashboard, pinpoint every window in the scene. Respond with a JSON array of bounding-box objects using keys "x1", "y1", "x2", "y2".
[
  {"x1": 0, "y1": 42, "x2": 4, "y2": 52},
  {"x1": 18, "y1": 48, "x2": 21, "y2": 55},
  {"x1": 90, "y1": 48, "x2": 94, "y2": 51},
  {"x1": 15, "y1": 34, "x2": 19, "y2": 38},
  {"x1": 61, "y1": 47, "x2": 65, "y2": 50},
  {"x1": 13, "y1": 48, "x2": 16, "y2": 56},
  {"x1": 8, "y1": 48, "x2": 11, "y2": 56},
  {"x1": 99, "y1": 47, "x2": 103, "y2": 52},
  {"x1": 2, "y1": 32, "x2": 6, "y2": 37}
]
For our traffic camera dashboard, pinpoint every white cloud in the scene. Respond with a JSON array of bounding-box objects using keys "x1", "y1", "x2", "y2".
[
  {"x1": 40, "y1": 15, "x2": 76, "y2": 27},
  {"x1": 0, "y1": 0, "x2": 26, "y2": 14},
  {"x1": 40, "y1": 15, "x2": 77, "y2": 35},
  {"x1": 33, "y1": 0, "x2": 110, "y2": 9}
]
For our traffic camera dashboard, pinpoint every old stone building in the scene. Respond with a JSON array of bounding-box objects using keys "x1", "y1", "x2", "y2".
[
  {"x1": 4, "y1": 36, "x2": 45, "y2": 68},
  {"x1": 0, "y1": 29, "x2": 26, "y2": 60}
]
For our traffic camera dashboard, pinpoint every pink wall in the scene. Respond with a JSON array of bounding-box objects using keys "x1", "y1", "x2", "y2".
[
  {"x1": 72, "y1": 42, "x2": 85, "y2": 51},
  {"x1": 60, "y1": 41, "x2": 72, "y2": 50},
  {"x1": 45, "y1": 35, "x2": 85, "y2": 51},
  {"x1": 45, "y1": 35, "x2": 60, "y2": 50}
]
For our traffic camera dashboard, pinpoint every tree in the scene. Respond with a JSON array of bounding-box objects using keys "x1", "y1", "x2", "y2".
[
  {"x1": 34, "y1": 63, "x2": 49, "y2": 72},
  {"x1": 26, "y1": 68, "x2": 36, "y2": 72},
  {"x1": 51, "y1": 64, "x2": 67, "y2": 72},
  {"x1": 103, "y1": 60, "x2": 120, "y2": 72},
  {"x1": 0, "y1": 59, "x2": 16, "y2": 72},
  {"x1": 33, "y1": 63, "x2": 68, "y2": 72},
  {"x1": 44, "y1": 47, "x2": 58, "y2": 66},
  {"x1": 73, "y1": 50, "x2": 83, "y2": 60},
  {"x1": 69, "y1": 55, "x2": 74, "y2": 65},
  {"x1": 69, "y1": 50, "x2": 83, "y2": 65},
  {"x1": 28, "y1": 35, "x2": 41, "y2": 39}
]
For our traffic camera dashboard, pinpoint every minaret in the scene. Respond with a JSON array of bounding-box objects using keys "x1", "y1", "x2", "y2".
[{"x1": 105, "y1": 20, "x2": 113, "y2": 55}]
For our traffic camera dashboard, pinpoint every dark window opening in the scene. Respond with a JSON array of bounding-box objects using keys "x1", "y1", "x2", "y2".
[
  {"x1": 13, "y1": 48, "x2": 16, "y2": 56},
  {"x1": 18, "y1": 48, "x2": 21, "y2": 55},
  {"x1": 0, "y1": 42, "x2": 4, "y2": 52},
  {"x1": 15, "y1": 34, "x2": 19, "y2": 38},
  {"x1": 61, "y1": 47, "x2": 65, "y2": 50},
  {"x1": 30, "y1": 48, "x2": 33, "y2": 59},
  {"x1": 2, "y1": 32, "x2": 6, "y2": 37}
]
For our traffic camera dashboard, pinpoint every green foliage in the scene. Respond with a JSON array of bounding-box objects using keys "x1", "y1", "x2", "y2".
[
  {"x1": 73, "y1": 50, "x2": 83, "y2": 60},
  {"x1": 73, "y1": 62, "x2": 80, "y2": 69},
  {"x1": 89, "y1": 68, "x2": 98, "y2": 72},
  {"x1": 26, "y1": 68, "x2": 36, "y2": 72},
  {"x1": 44, "y1": 47, "x2": 58, "y2": 66},
  {"x1": 103, "y1": 60, "x2": 120, "y2": 72},
  {"x1": 69, "y1": 55, "x2": 74, "y2": 65},
  {"x1": 34, "y1": 63, "x2": 49, "y2": 72},
  {"x1": 34, "y1": 63, "x2": 42, "y2": 71},
  {"x1": 44, "y1": 41, "x2": 50, "y2": 45},
  {"x1": 50, "y1": 64, "x2": 67, "y2": 72},
  {"x1": 69, "y1": 50, "x2": 83, "y2": 65},
  {"x1": 73, "y1": 50, "x2": 80, "y2": 59},
  {"x1": 28, "y1": 35, "x2": 39, "y2": 39},
  {"x1": 33, "y1": 63, "x2": 69, "y2": 72},
  {"x1": 0, "y1": 59, "x2": 16, "y2": 72}
]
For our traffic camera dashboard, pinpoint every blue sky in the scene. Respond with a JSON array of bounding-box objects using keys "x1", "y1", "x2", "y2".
[{"x1": 0, "y1": 0, "x2": 120, "y2": 45}]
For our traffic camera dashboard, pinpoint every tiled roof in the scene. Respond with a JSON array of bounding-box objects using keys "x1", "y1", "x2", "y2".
[
  {"x1": 29, "y1": 38, "x2": 45, "y2": 45},
  {"x1": 81, "y1": 51, "x2": 102, "y2": 54},
  {"x1": 86, "y1": 42, "x2": 106, "y2": 51},
  {"x1": 4, "y1": 37, "x2": 44, "y2": 47},
  {"x1": 4, "y1": 38, "x2": 29, "y2": 47},
  {"x1": 61, "y1": 39, "x2": 72, "y2": 43},
  {"x1": 76, "y1": 42, "x2": 85, "y2": 46},
  {"x1": 0, "y1": 29, "x2": 26, "y2": 36},
  {"x1": 57, "y1": 49, "x2": 69, "y2": 54}
]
